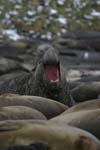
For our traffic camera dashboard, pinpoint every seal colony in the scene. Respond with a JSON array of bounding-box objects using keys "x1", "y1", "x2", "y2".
[{"x1": 0, "y1": 44, "x2": 99, "y2": 150}]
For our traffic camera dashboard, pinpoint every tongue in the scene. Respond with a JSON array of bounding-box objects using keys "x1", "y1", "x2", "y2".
[{"x1": 45, "y1": 64, "x2": 60, "y2": 83}]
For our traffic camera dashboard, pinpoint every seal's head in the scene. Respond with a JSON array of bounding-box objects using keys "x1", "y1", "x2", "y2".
[{"x1": 43, "y1": 47, "x2": 60, "y2": 84}]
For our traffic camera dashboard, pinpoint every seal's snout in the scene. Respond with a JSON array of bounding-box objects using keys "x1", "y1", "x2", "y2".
[{"x1": 43, "y1": 48, "x2": 59, "y2": 65}]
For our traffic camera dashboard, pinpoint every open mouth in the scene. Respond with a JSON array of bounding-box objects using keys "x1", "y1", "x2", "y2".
[{"x1": 44, "y1": 64, "x2": 61, "y2": 83}]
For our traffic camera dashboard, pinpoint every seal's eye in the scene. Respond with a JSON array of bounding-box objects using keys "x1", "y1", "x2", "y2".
[{"x1": 44, "y1": 64, "x2": 60, "y2": 83}]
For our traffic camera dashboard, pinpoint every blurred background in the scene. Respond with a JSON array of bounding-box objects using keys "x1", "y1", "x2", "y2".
[{"x1": 0, "y1": 0, "x2": 100, "y2": 41}]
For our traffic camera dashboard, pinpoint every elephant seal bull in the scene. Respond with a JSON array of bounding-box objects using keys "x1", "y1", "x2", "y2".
[
  {"x1": 0, "y1": 94, "x2": 68, "y2": 119},
  {"x1": 62, "y1": 98, "x2": 100, "y2": 114},
  {"x1": 50, "y1": 108, "x2": 100, "y2": 140},
  {"x1": 0, "y1": 120, "x2": 100, "y2": 150},
  {"x1": 0, "y1": 105, "x2": 47, "y2": 121},
  {"x1": 0, "y1": 44, "x2": 74, "y2": 106}
]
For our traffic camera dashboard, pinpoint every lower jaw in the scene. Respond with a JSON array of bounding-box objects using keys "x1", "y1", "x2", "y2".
[{"x1": 44, "y1": 80, "x2": 61, "y2": 89}]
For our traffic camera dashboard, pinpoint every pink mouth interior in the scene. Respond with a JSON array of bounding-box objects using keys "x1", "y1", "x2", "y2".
[{"x1": 45, "y1": 64, "x2": 60, "y2": 83}]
